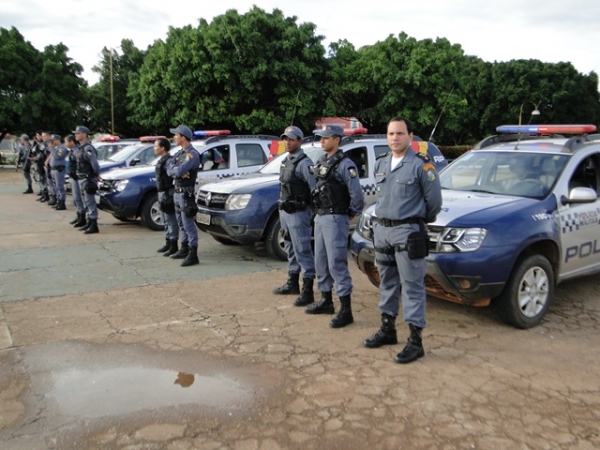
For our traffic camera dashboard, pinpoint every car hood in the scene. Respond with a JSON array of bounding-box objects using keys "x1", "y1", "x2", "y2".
[
  {"x1": 100, "y1": 165, "x2": 154, "y2": 181},
  {"x1": 200, "y1": 173, "x2": 279, "y2": 194},
  {"x1": 433, "y1": 190, "x2": 542, "y2": 227}
]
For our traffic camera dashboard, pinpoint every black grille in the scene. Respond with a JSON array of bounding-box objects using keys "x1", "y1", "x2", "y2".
[{"x1": 197, "y1": 190, "x2": 229, "y2": 209}]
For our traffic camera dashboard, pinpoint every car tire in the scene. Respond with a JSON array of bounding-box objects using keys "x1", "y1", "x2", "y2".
[
  {"x1": 139, "y1": 193, "x2": 164, "y2": 231},
  {"x1": 264, "y1": 215, "x2": 287, "y2": 261},
  {"x1": 493, "y1": 253, "x2": 554, "y2": 329},
  {"x1": 212, "y1": 236, "x2": 240, "y2": 246}
]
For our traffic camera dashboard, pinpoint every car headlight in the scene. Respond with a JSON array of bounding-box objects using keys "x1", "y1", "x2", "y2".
[
  {"x1": 114, "y1": 180, "x2": 129, "y2": 192},
  {"x1": 437, "y1": 228, "x2": 486, "y2": 253},
  {"x1": 356, "y1": 211, "x2": 374, "y2": 241},
  {"x1": 225, "y1": 194, "x2": 251, "y2": 210}
]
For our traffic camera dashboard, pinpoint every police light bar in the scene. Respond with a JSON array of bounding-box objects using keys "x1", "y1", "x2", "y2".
[
  {"x1": 139, "y1": 135, "x2": 166, "y2": 142},
  {"x1": 193, "y1": 130, "x2": 231, "y2": 137},
  {"x1": 99, "y1": 136, "x2": 120, "y2": 142},
  {"x1": 496, "y1": 125, "x2": 597, "y2": 135},
  {"x1": 343, "y1": 127, "x2": 368, "y2": 135}
]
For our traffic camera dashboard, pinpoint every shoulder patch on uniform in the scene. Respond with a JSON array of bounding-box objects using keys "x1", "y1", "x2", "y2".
[
  {"x1": 309, "y1": 165, "x2": 315, "y2": 174},
  {"x1": 349, "y1": 167, "x2": 357, "y2": 178},
  {"x1": 427, "y1": 171, "x2": 436, "y2": 182},
  {"x1": 376, "y1": 151, "x2": 389, "y2": 160},
  {"x1": 87, "y1": 150, "x2": 93, "y2": 156},
  {"x1": 423, "y1": 162, "x2": 435, "y2": 172},
  {"x1": 415, "y1": 152, "x2": 431, "y2": 163}
]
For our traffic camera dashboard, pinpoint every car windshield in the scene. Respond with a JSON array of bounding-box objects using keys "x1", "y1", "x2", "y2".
[
  {"x1": 107, "y1": 144, "x2": 147, "y2": 163},
  {"x1": 440, "y1": 151, "x2": 569, "y2": 198},
  {"x1": 259, "y1": 146, "x2": 326, "y2": 174}
]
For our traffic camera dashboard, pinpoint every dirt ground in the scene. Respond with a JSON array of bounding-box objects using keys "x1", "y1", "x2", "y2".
[{"x1": 1, "y1": 168, "x2": 599, "y2": 450}]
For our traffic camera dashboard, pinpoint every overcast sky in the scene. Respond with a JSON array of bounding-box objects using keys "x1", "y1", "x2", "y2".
[{"x1": 2, "y1": 0, "x2": 599, "y2": 88}]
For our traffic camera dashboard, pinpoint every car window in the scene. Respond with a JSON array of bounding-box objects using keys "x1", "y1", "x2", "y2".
[
  {"x1": 236, "y1": 143, "x2": 268, "y2": 167},
  {"x1": 107, "y1": 144, "x2": 147, "y2": 163},
  {"x1": 136, "y1": 146, "x2": 155, "y2": 165},
  {"x1": 345, "y1": 146, "x2": 368, "y2": 178},
  {"x1": 212, "y1": 145, "x2": 230, "y2": 169},
  {"x1": 569, "y1": 155, "x2": 599, "y2": 195},
  {"x1": 440, "y1": 151, "x2": 569, "y2": 198}
]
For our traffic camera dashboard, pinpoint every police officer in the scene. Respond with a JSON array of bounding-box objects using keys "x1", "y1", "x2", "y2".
[
  {"x1": 166, "y1": 125, "x2": 201, "y2": 267},
  {"x1": 17, "y1": 134, "x2": 33, "y2": 194},
  {"x1": 32, "y1": 131, "x2": 49, "y2": 202},
  {"x1": 363, "y1": 116, "x2": 442, "y2": 364},
  {"x1": 65, "y1": 135, "x2": 87, "y2": 226},
  {"x1": 42, "y1": 131, "x2": 57, "y2": 206},
  {"x1": 306, "y1": 124, "x2": 365, "y2": 328},
  {"x1": 49, "y1": 134, "x2": 68, "y2": 210},
  {"x1": 73, "y1": 126, "x2": 101, "y2": 234},
  {"x1": 272, "y1": 126, "x2": 317, "y2": 306},
  {"x1": 154, "y1": 137, "x2": 179, "y2": 257}
]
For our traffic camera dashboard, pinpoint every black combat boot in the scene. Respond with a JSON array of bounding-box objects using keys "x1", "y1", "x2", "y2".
[
  {"x1": 329, "y1": 295, "x2": 354, "y2": 328},
  {"x1": 54, "y1": 199, "x2": 66, "y2": 210},
  {"x1": 163, "y1": 240, "x2": 179, "y2": 257},
  {"x1": 305, "y1": 291, "x2": 335, "y2": 315},
  {"x1": 394, "y1": 324, "x2": 425, "y2": 364},
  {"x1": 181, "y1": 245, "x2": 199, "y2": 267},
  {"x1": 170, "y1": 241, "x2": 189, "y2": 259},
  {"x1": 157, "y1": 239, "x2": 170, "y2": 253},
  {"x1": 78, "y1": 216, "x2": 92, "y2": 230},
  {"x1": 69, "y1": 212, "x2": 82, "y2": 225},
  {"x1": 37, "y1": 190, "x2": 43, "y2": 196},
  {"x1": 23, "y1": 185, "x2": 34, "y2": 194},
  {"x1": 83, "y1": 219, "x2": 99, "y2": 234},
  {"x1": 272, "y1": 272, "x2": 300, "y2": 295},
  {"x1": 363, "y1": 313, "x2": 398, "y2": 348},
  {"x1": 47, "y1": 195, "x2": 57, "y2": 206},
  {"x1": 74, "y1": 214, "x2": 87, "y2": 228},
  {"x1": 293, "y1": 278, "x2": 315, "y2": 306},
  {"x1": 38, "y1": 190, "x2": 48, "y2": 202}
]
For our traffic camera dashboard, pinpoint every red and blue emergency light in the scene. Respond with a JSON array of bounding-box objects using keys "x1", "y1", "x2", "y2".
[
  {"x1": 98, "y1": 136, "x2": 120, "y2": 142},
  {"x1": 496, "y1": 125, "x2": 597, "y2": 135},
  {"x1": 193, "y1": 130, "x2": 231, "y2": 137},
  {"x1": 139, "y1": 135, "x2": 166, "y2": 142}
]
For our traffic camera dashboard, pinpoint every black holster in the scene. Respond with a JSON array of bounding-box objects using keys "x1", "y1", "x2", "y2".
[{"x1": 183, "y1": 192, "x2": 197, "y2": 218}]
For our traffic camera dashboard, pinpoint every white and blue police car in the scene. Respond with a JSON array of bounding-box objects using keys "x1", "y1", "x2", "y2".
[
  {"x1": 195, "y1": 133, "x2": 448, "y2": 260},
  {"x1": 96, "y1": 132, "x2": 278, "y2": 230},
  {"x1": 351, "y1": 124, "x2": 600, "y2": 329}
]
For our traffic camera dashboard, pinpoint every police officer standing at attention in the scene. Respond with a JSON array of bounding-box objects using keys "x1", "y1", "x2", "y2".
[
  {"x1": 73, "y1": 126, "x2": 101, "y2": 234},
  {"x1": 363, "y1": 116, "x2": 442, "y2": 364},
  {"x1": 306, "y1": 124, "x2": 365, "y2": 328},
  {"x1": 43, "y1": 131, "x2": 57, "y2": 207},
  {"x1": 33, "y1": 132, "x2": 49, "y2": 202},
  {"x1": 272, "y1": 126, "x2": 317, "y2": 306},
  {"x1": 49, "y1": 134, "x2": 68, "y2": 210},
  {"x1": 17, "y1": 134, "x2": 33, "y2": 194},
  {"x1": 167, "y1": 125, "x2": 201, "y2": 267},
  {"x1": 65, "y1": 135, "x2": 87, "y2": 226},
  {"x1": 153, "y1": 137, "x2": 179, "y2": 257}
]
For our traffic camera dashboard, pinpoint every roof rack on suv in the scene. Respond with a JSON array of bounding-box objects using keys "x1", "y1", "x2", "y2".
[
  {"x1": 204, "y1": 135, "x2": 280, "y2": 144},
  {"x1": 562, "y1": 133, "x2": 600, "y2": 153}
]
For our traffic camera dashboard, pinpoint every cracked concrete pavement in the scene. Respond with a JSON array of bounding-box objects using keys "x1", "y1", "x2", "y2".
[{"x1": 1, "y1": 169, "x2": 599, "y2": 450}]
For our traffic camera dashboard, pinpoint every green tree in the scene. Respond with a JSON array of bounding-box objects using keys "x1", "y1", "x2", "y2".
[
  {"x1": 88, "y1": 40, "x2": 147, "y2": 136},
  {"x1": 129, "y1": 7, "x2": 327, "y2": 134},
  {"x1": 0, "y1": 27, "x2": 42, "y2": 134}
]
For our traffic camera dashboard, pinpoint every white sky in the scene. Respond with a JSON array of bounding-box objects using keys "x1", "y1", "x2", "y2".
[{"x1": 2, "y1": 0, "x2": 599, "y2": 87}]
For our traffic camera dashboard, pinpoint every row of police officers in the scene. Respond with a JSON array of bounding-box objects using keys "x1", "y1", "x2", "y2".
[
  {"x1": 17, "y1": 126, "x2": 101, "y2": 234},
  {"x1": 273, "y1": 118, "x2": 442, "y2": 364}
]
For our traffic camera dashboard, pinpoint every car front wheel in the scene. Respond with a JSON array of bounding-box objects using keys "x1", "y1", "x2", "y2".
[
  {"x1": 264, "y1": 216, "x2": 287, "y2": 261},
  {"x1": 140, "y1": 193, "x2": 164, "y2": 231},
  {"x1": 494, "y1": 254, "x2": 554, "y2": 329}
]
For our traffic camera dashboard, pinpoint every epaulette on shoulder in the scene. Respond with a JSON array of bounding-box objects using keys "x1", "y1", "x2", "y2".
[
  {"x1": 414, "y1": 152, "x2": 431, "y2": 163},
  {"x1": 376, "y1": 151, "x2": 389, "y2": 160}
]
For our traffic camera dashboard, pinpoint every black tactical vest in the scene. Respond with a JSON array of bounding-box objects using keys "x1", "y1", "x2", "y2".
[
  {"x1": 313, "y1": 151, "x2": 350, "y2": 215},
  {"x1": 173, "y1": 147, "x2": 199, "y2": 188},
  {"x1": 155, "y1": 154, "x2": 174, "y2": 192},
  {"x1": 76, "y1": 143, "x2": 95, "y2": 176},
  {"x1": 279, "y1": 153, "x2": 311, "y2": 204}
]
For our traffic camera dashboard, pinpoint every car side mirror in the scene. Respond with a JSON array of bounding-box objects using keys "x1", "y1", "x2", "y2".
[
  {"x1": 560, "y1": 187, "x2": 597, "y2": 205},
  {"x1": 130, "y1": 157, "x2": 141, "y2": 166}
]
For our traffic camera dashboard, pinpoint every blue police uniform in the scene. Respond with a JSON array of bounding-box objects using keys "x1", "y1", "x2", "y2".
[
  {"x1": 76, "y1": 141, "x2": 100, "y2": 230},
  {"x1": 50, "y1": 143, "x2": 68, "y2": 208},
  {"x1": 167, "y1": 143, "x2": 201, "y2": 265},
  {"x1": 44, "y1": 144, "x2": 55, "y2": 202},
  {"x1": 155, "y1": 152, "x2": 179, "y2": 255},
  {"x1": 68, "y1": 144, "x2": 87, "y2": 225},
  {"x1": 275, "y1": 146, "x2": 318, "y2": 304},
  {"x1": 33, "y1": 141, "x2": 49, "y2": 201},
  {"x1": 366, "y1": 146, "x2": 442, "y2": 362},
  {"x1": 17, "y1": 140, "x2": 33, "y2": 193},
  {"x1": 307, "y1": 143, "x2": 365, "y2": 327}
]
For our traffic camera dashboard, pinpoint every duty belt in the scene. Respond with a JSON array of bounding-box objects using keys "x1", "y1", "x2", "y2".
[
  {"x1": 374, "y1": 217, "x2": 421, "y2": 227},
  {"x1": 51, "y1": 166, "x2": 65, "y2": 171},
  {"x1": 316, "y1": 207, "x2": 348, "y2": 216},
  {"x1": 174, "y1": 186, "x2": 194, "y2": 194}
]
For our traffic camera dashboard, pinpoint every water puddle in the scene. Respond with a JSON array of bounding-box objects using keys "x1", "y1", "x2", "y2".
[{"x1": 47, "y1": 367, "x2": 251, "y2": 418}]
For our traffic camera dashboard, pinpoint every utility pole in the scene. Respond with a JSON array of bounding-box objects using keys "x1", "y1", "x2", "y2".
[{"x1": 109, "y1": 49, "x2": 115, "y2": 135}]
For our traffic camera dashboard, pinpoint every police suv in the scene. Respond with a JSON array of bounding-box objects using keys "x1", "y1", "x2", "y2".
[
  {"x1": 96, "y1": 132, "x2": 278, "y2": 230},
  {"x1": 195, "y1": 133, "x2": 448, "y2": 260},
  {"x1": 351, "y1": 124, "x2": 600, "y2": 329}
]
